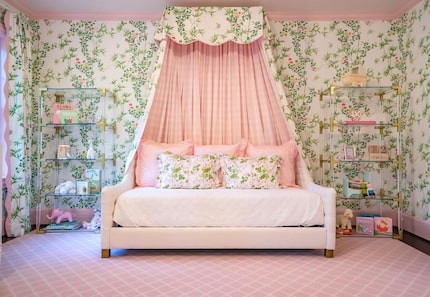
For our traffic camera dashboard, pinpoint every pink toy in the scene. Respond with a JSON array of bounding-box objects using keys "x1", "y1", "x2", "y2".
[{"x1": 47, "y1": 208, "x2": 73, "y2": 224}]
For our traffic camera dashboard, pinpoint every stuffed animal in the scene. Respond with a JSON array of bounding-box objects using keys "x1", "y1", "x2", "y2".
[
  {"x1": 55, "y1": 181, "x2": 76, "y2": 195},
  {"x1": 82, "y1": 208, "x2": 101, "y2": 230},
  {"x1": 336, "y1": 208, "x2": 353, "y2": 230},
  {"x1": 47, "y1": 208, "x2": 73, "y2": 224}
]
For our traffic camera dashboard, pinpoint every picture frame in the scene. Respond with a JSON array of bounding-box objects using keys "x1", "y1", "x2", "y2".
[
  {"x1": 344, "y1": 145, "x2": 356, "y2": 160},
  {"x1": 57, "y1": 145, "x2": 71, "y2": 159},
  {"x1": 76, "y1": 181, "x2": 89, "y2": 195}
]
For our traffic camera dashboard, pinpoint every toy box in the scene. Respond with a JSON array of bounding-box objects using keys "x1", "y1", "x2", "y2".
[
  {"x1": 356, "y1": 217, "x2": 374, "y2": 236},
  {"x1": 374, "y1": 217, "x2": 393, "y2": 236}
]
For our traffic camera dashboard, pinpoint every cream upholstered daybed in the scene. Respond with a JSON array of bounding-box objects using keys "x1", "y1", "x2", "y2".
[
  {"x1": 100, "y1": 6, "x2": 336, "y2": 258},
  {"x1": 101, "y1": 139, "x2": 336, "y2": 258}
]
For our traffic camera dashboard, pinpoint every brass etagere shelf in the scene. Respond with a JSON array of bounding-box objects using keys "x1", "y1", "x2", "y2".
[
  {"x1": 319, "y1": 84, "x2": 403, "y2": 240},
  {"x1": 35, "y1": 87, "x2": 117, "y2": 234}
]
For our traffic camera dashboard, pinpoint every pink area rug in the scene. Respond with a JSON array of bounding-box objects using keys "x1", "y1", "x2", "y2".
[{"x1": 0, "y1": 232, "x2": 429, "y2": 297}]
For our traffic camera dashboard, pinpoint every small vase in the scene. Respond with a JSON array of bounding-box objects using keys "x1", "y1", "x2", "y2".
[{"x1": 86, "y1": 141, "x2": 96, "y2": 159}]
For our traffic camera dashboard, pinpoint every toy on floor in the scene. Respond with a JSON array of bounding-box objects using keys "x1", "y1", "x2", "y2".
[
  {"x1": 336, "y1": 208, "x2": 353, "y2": 234},
  {"x1": 47, "y1": 208, "x2": 73, "y2": 224},
  {"x1": 82, "y1": 208, "x2": 101, "y2": 230}
]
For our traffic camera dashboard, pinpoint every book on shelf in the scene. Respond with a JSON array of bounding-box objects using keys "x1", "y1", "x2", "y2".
[
  {"x1": 53, "y1": 103, "x2": 79, "y2": 124},
  {"x1": 374, "y1": 217, "x2": 393, "y2": 236},
  {"x1": 344, "y1": 120, "x2": 377, "y2": 125},
  {"x1": 356, "y1": 217, "x2": 374, "y2": 236},
  {"x1": 76, "y1": 181, "x2": 89, "y2": 195},
  {"x1": 85, "y1": 168, "x2": 101, "y2": 194},
  {"x1": 44, "y1": 220, "x2": 81, "y2": 232}
]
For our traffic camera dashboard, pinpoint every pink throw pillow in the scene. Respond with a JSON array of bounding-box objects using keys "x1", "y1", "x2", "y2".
[
  {"x1": 194, "y1": 138, "x2": 247, "y2": 157},
  {"x1": 246, "y1": 140, "x2": 299, "y2": 188},
  {"x1": 135, "y1": 139, "x2": 194, "y2": 187}
]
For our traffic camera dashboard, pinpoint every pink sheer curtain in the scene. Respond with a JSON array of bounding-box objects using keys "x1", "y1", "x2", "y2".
[{"x1": 142, "y1": 38, "x2": 293, "y2": 146}]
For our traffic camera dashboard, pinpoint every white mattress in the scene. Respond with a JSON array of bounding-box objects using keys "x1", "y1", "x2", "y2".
[{"x1": 113, "y1": 187, "x2": 325, "y2": 227}]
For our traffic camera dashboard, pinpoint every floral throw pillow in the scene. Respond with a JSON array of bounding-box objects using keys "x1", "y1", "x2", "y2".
[
  {"x1": 156, "y1": 153, "x2": 220, "y2": 189},
  {"x1": 220, "y1": 155, "x2": 281, "y2": 189}
]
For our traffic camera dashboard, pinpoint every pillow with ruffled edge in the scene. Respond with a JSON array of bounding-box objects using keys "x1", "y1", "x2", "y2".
[
  {"x1": 156, "y1": 153, "x2": 220, "y2": 189},
  {"x1": 194, "y1": 138, "x2": 247, "y2": 157},
  {"x1": 220, "y1": 155, "x2": 281, "y2": 189},
  {"x1": 135, "y1": 139, "x2": 194, "y2": 187},
  {"x1": 245, "y1": 140, "x2": 299, "y2": 188}
]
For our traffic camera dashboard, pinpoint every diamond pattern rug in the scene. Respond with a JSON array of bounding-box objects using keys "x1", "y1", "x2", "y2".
[{"x1": 0, "y1": 232, "x2": 429, "y2": 297}]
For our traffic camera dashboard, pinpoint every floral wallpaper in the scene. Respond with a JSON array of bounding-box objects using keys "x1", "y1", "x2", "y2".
[
  {"x1": 4, "y1": 1, "x2": 430, "y2": 236},
  {"x1": 155, "y1": 6, "x2": 264, "y2": 45}
]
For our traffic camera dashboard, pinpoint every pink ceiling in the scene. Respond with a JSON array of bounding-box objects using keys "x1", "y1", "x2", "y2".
[{"x1": 3, "y1": 0, "x2": 423, "y2": 21}]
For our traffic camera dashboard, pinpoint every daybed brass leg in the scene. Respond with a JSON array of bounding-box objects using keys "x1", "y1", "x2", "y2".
[
  {"x1": 102, "y1": 249, "x2": 111, "y2": 258},
  {"x1": 324, "y1": 249, "x2": 334, "y2": 258}
]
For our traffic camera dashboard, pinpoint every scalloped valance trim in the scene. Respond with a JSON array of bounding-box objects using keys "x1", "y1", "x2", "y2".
[{"x1": 154, "y1": 6, "x2": 264, "y2": 45}]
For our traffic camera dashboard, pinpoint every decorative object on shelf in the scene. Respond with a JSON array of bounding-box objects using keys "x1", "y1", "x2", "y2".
[
  {"x1": 85, "y1": 169, "x2": 101, "y2": 194},
  {"x1": 374, "y1": 217, "x2": 393, "y2": 236},
  {"x1": 356, "y1": 216, "x2": 374, "y2": 236},
  {"x1": 54, "y1": 181, "x2": 76, "y2": 195},
  {"x1": 343, "y1": 145, "x2": 356, "y2": 160},
  {"x1": 53, "y1": 103, "x2": 79, "y2": 124},
  {"x1": 46, "y1": 208, "x2": 73, "y2": 224},
  {"x1": 86, "y1": 140, "x2": 96, "y2": 159},
  {"x1": 341, "y1": 66, "x2": 368, "y2": 87},
  {"x1": 76, "y1": 181, "x2": 89, "y2": 195},
  {"x1": 336, "y1": 208, "x2": 353, "y2": 231},
  {"x1": 368, "y1": 145, "x2": 389, "y2": 161},
  {"x1": 57, "y1": 144, "x2": 71, "y2": 159},
  {"x1": 44, "y1": 220, "x2": 81, "y2": 232},
  {"x1": 343, "y1": 172, "x2": 375, "y2": 198},
  {"x1": 82, "y1": 208, "x2": 101, "y2": 230}
]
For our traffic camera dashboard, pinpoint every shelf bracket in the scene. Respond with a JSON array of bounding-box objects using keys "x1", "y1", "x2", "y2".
[
  {"x1": 97, "y1": 117, "x2": 107, "y2": 132},
  {"x1": 329, "y1": 117, "x2": 339, "y2": 132},
  {"x1": 392, "y1": 85, "x2": 401, "y2": 95},
  {"x1": 329, "y1": 85, "x2": 338, "y2": 95}
]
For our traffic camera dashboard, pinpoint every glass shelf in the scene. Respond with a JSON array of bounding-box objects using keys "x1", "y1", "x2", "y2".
[
  {"x1": 44, "y1": 122, "x2": 97, "y2": 127},
  {"x1": 44, "y1": 158, "x2": 97, "y2": 162},
  {"x1": 338, "y1": 194, "x2": 396, "y2": 201},
  {"x1": 321, "y1": 85, "x2": 399, "y2": 97},
  {"x1": 46, "y1": 193, "x2": 99, "y2": 198},
  {"x1": 338, "y1": 159, "x2": 391, "y2": 163}
]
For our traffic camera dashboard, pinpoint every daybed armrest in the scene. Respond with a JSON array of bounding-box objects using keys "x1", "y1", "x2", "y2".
[
  {"x1": 306, "y1": 182, "x2": 337, "y2": 251},
  {"x1": 101, "y1": 159, "x2": 136, "y2": 255}
]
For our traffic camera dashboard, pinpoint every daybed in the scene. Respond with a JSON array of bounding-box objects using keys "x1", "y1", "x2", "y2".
[{"x1": 101, "y1": 140, "x2": 336, "y2": 258}]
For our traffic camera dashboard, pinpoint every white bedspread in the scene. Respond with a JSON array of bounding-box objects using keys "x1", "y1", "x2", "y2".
[{"x1": 113, "y1": 187, "x2": 325, "y2": 227}]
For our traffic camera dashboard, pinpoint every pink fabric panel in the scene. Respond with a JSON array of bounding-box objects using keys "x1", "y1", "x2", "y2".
[{"x1": 142, "y1": 38, "x2": 293, "y2": 147}]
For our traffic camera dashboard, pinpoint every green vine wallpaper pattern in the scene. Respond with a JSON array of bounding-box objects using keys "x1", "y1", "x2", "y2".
[{"x1": 5, "y1": 1, "x2": 430, "y2": 235}]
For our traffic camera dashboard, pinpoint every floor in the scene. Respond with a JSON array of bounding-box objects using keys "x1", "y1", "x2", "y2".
[{"x1": 1, "y1": 231, "x2": 429, "y2": 297}]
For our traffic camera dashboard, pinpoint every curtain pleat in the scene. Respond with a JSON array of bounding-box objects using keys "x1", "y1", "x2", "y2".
[{"x1": 142, "y1": 38, "x2": 292, "y2": 146}]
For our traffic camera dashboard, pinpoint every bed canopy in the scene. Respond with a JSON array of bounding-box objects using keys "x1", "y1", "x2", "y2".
[{"x1": 126, "y1": 6, "x2": 312, "y2": 187}]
